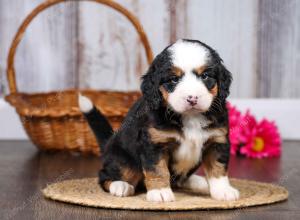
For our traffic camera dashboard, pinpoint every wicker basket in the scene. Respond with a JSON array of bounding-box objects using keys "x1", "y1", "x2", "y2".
[{"x1": 5, "y1": 0, "x2": 153, "y2": 155}]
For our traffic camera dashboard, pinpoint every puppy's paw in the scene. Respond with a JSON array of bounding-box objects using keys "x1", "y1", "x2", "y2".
[
  {"x1": 181, "y1": 175, "x2": 209, "y2": 194},
  {"x1": 146, "y1": 188, "x2": 175, "y2": 202},
  {"x1": 210, "y1": 184, "x2": 239, "y2": 201},
  {"x1": 109, "y1": 181, "x2": 135, "y2": 197},
  {"x1": 208, "y1": 176, "x2": 239, "y2": 201}
]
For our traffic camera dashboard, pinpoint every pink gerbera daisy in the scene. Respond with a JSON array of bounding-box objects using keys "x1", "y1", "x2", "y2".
[
  {"x1": 227, "y1": 103, "x2": 281, "y2": 158},
  {"x1": 239, "y1": 117, "x2": 281, "y2": 158}
]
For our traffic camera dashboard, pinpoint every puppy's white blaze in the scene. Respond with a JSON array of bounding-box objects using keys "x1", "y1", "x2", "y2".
[
  {"x1": 181, "y1": 175, "x2": 209, "y2": 194},
  {"x1": 208, "y1": 176, "x2": 240, "y2": 201},
  {"x1": 167, "y1": 40, "x2": 213, "y2": 113},
  {"x1": 169, "y1": 39, "x2": 209, "y2": 71},
  {"x1": 168, "y1": 72, "x2": 213, "y2": 113},
  {"x1": 109, "y1": 181, "x2": 135, "y2": 197},
  {"x1": 78, "y1": 93, "x2": 93, "y2": 113},
  {"x1": 146, "y1": 188, "x2": 175, "y2": 202}
]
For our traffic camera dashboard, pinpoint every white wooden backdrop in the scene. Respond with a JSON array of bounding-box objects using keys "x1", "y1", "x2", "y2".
[
  {"x1": 0, "y1": 0, "x2": 300, "y2": 140},
  {"x1": 1, "y1": 0, "x2": 299, "y2": 98}
]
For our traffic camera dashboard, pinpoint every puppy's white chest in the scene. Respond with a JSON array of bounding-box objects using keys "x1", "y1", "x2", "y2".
[{"x1": 172, "y1": 115, "x2": 211, "y2": 175}]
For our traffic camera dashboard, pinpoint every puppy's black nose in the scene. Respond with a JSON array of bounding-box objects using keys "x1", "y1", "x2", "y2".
[{"x1": 187, "y1": 96, "x2": 198, "y2": 106}]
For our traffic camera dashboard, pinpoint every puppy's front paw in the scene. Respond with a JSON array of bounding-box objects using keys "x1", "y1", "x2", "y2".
[
  {"x1": 146, "y1": 188, "x2": 175, "y2": 202},
  {"x1": 208, "y1": 176, "x2": 239, "y2": 201},
  {"x1": 210, "y1": 185, "x2": 239, "y2": 201},
  {"x1": 109, "y1": 181, "x2": 135, "y2": 197}
]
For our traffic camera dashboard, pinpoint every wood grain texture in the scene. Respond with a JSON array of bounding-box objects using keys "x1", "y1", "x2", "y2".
[
  {"x1": 257, "y1": 0, "x2": 300, "y2": 98},
  {"x1": 184, "y1": 0, "x2": 259, "y2": 98},
  {"x1": 0, "y1": 140, "x2": 299, "y2": 219},
  {"x1": 168, "y1": 0, "x2": 188, "y2": 43},
  {"x1": 78, "y1": 0, "x2": 169, "y2": 91},
  {"x1": 0, "y1": 0, "x2": 78, "y2": 94},
  {"x1": 0, "y1": 0, "x2": 300, "y2": 98}
]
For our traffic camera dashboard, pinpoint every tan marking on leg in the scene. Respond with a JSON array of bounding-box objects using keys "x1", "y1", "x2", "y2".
[
  {"x1": 172, "y1": 159, "x2": 198, "y2": 176},
  {"x1": 148, "y1": 127, "x2": 181, "y2": 144},
  {"x1": 102, "y1": 180, "x2": 112, "y2": 192},
  {"x1": 203, "y1": 148, "x2": 227, "y2": 178},
  {"x1": 121, "y1": 167, "x2": 143, "y2": 187},
  {"x1": 143, "y1": 154, "x2": 171, "y2": 190}
]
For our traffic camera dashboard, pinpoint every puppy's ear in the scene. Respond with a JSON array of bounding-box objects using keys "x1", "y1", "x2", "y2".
[
  {"x1": 141, "y1": 62, "x2": 162, "y2": 110},
  {"x1": 217, "y1": 63, "x2": 232, "y2": 100}
]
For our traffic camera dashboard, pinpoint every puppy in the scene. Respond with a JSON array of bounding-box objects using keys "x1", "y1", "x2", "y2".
[{"x1": 79, "y1": 39, "x2": 239, "y2": 202}]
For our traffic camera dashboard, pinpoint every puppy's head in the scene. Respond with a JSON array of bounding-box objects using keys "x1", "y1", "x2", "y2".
[{"x1": 141, "y1": 39, "x2": 232, "y2": 114}]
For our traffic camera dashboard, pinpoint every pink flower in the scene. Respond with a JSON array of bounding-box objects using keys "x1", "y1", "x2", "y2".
[
  {"x1": 239, "y1": 118, "x2": 281, "y2": 158},
  {"x1": 227, "y1": 103, "x2": 244, "y2": 155},
  {"x1": 227, "y1": 103, "x2": 281, "y2": 158}
]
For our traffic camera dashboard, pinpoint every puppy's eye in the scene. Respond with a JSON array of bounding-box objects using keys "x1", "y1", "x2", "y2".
[
  {"x1": 201, "y1": 72, "x2": 209, "y2": 80},
  {"x1": 170, "y1": 77, "x2": 179, "y2": 84}
]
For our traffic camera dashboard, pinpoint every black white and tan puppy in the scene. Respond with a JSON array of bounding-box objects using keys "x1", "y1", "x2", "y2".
[{"x1": 78, "y1": 39, "x2": 239, "y2": 202}]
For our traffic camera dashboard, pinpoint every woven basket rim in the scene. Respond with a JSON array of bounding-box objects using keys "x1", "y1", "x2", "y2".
[{"x1": 5, "y1": 89, "x2": 141, "y2": 118}]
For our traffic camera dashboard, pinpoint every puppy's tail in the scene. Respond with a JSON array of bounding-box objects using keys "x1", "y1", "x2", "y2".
[{"x1": 78, "y1": 93, "x2": 113, "y2": 150}]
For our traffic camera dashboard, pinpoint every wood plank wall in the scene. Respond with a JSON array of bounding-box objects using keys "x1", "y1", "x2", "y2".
[
  {"x1": 258, "y1": 0, "x2": 300, "y2": 98},
  {"x1": 0, "y1": 0, "x2": 79, "y2": 94},
  {"x1": 0, "y1": 0, "x2": 299, "y2": 98}
]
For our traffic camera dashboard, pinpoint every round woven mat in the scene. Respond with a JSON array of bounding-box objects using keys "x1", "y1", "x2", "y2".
[{"x1": 42, "y1": 178, "x2": 288, "y2": 210}]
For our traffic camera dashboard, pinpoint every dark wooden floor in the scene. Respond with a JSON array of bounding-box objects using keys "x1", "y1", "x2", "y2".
[{"x1": 0, "y1": 140, "x2": 299, "y2": 220}]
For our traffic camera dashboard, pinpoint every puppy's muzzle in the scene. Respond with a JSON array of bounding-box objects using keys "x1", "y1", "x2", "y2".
[{"x1": 186, "y1": 95, "x2": 198, "y2": 106}]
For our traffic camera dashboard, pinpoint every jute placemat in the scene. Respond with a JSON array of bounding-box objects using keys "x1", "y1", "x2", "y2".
[{"x1": 42, "y1": 178, "x2": 288, "y2": 210}]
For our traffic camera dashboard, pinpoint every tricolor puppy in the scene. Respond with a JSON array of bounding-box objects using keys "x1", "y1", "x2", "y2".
[{"x1": 79, "y1": 39, "x2": 239, "y2": 202}]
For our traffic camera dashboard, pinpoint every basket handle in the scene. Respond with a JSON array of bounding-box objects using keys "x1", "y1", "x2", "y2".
[{"x1": 6, "y1": 0, "x2": 154, "y2": 94}]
